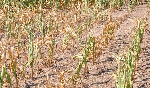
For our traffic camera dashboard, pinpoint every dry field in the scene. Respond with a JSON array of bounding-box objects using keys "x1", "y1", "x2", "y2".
[{"x1": 0, "y1": 0, "x2": 150, "y2": 88}]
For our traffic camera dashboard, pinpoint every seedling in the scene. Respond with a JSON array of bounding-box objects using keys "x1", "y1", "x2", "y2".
[
  {"x1": 113, "y1": 18, "x2": 147, "y2": 88},
  {"x1": 27, "y1": 23, "x2": 34, "y2": 79}
]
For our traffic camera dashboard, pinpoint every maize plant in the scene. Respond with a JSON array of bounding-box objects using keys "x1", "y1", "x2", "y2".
[
  {"x1": 70, "y1": 35, "x2": 95, "y2": 86},
  {"x1": 0, "y1": 65, "x2": 12, "y2": 88},
  {"x1": 113, "y1": 18, "x2": 147, "y2": 88},
  {"x1": 27, "y1": 23, "x2": 34, "y2": 79}
]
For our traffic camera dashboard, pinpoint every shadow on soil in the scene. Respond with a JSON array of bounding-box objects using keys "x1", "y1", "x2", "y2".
[{"x1": 85, "y1": 79, "x2": 111, "y2": 88}]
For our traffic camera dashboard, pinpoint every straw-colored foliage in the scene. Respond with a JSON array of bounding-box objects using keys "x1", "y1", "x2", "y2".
[{"x1": 0, "y1": 0, "x2": 148, "y2": 88}]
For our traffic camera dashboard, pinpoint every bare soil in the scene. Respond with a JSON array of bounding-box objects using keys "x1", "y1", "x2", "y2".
[{"x1": 1, "y1": 4, "x2": 150, "y2": 88}]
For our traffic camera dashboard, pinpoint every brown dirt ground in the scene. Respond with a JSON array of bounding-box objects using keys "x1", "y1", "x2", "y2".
[{"x1": 2, "y1": 4, "x2": 150, "y2": 88}]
